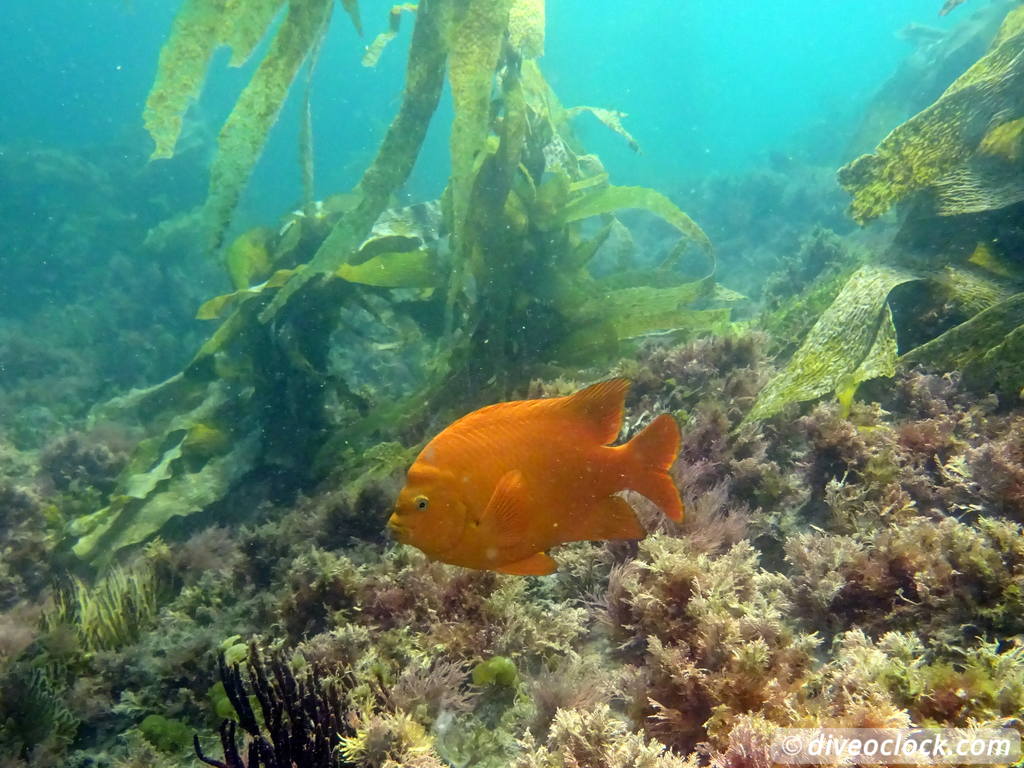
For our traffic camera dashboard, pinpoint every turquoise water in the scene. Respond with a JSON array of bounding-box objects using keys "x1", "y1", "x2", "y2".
[
  {"x1": 4, "y1": 3, "x2": 1023, "y2": 766},
  {"x1": 3, "y1": 0, "x2": 951, "y2": 221}
]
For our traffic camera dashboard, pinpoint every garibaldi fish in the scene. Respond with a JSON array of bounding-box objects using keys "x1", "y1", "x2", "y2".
[{"x1": 387, "y1": 378, "x2": 683, "y2": 575}]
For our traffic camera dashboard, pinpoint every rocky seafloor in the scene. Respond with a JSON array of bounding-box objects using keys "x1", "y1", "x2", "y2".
[
  {"x1": 2, "y1": 314, "x2": 1022, "y2": 767},
  {"x1": 2, "y1": 117, "x2": 1023, "y2": 767}
]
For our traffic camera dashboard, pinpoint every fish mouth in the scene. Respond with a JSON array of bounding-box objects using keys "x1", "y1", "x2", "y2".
[{"x1": 386, "y1": 518, "x2": 409, "y2": 543}]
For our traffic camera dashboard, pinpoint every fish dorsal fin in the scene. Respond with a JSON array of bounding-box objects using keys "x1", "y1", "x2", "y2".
[
  {"x1": 497, "y1": 551, "x2": 557, "y2": 575},
  {"x1": 554, "y1": 378, "x2": 630, "y2": 445},
  {"x1": 482, "y1": 469, "x2": 530, "y2": 548}
]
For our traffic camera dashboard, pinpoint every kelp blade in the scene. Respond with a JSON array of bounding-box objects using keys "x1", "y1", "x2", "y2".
[
  {"x1": 902, "y1": 292, "x2": 1024, "y2": 370},
  {"x1": 838, "y1": 7, "x2": 1024, "y2": 224},
  {"x1": 559, "y1": 185, "x2": 712, "y2": 254},
  {"x1": 746, "y1": 265, "x2": 918, "y2": 422},
  {"x1": 204, "y1": 0, "x2": 334, "y2": 250},
  {"x1": 335, "y1": 250, "x2": 437, "y2": 288},
  {"x1": 143, "y1": 0, "x2": 225, "y2": 160}
]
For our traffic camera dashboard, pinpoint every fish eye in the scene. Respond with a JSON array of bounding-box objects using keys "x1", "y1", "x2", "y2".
[{"x1": 414, "y1": 495, "x2": 429, "y2": 511}]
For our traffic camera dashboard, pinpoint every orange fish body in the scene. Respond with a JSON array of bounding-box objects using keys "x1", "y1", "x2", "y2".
[{"x1": 387, "y1": 379, "x2": 683, "y2": 575}]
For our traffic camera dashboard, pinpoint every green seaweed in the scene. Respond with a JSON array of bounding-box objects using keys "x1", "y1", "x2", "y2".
[
  {"x1": 72, "y1": 0, "x2": 720, "y2": 564},
  {"x1": 933, "y1": 263, "x2": 1018, "y2": 317},
  {"x1": 207, "y1": 681, "x2": 237, "y2": 721},
  {"x1": 224, "y1": 227, "x2": 274, "y2": 290},
  {"x1": 508, "y1": 0, "x2": 544, "y2": 58},
  {"x1": 442, "y1": 0, "x2": 516, "y2": 327},
  {"x1": 259, "y1": 0, "x2": 447, "y2": 321},
  {"x1": 72, "y1": 434, "x2": 259, "y2": 565},
  {"x1": 901, "y1": 292, "x2": 1024, "y2": 370},
  {"x1": 567, "y1": 282, "x2": 729, "y2": 345},
  {"x1": 143, "y1": 0, "x2": 226, "y2": 160},
  {"x1": 559, "y1": 184, "x2": 712, "y2": 255},
  {"x1": 70, "y1": 383, "x2": 260, "y2": 565},
  {"x1": 139, "y1": 714, "x2": 193, "y2": 753},
  {"x1": 363, "y1": 4, "x2": 418, "y2": 68},
  {"x1": 335, "y1": 249, "x2": 438, "y2": 288},
  {"x1": 566, "y1": 106, "x2": 640, "y2": 152},
  {"x1": 219, "y1": 0, "x2": 287, "y2": 67},
  {"x1": 471, "y1": 656, "x2": 519, "y2": 687},
  {"x1": 44, "y1": 545, "x2": 169, "y2": 650},
  {"x1": 196, "y1": 268, "x2": 297, "y2": 320},
  {"x1": 966, "y1": 323, "x2": 1024, "y2": 401}
]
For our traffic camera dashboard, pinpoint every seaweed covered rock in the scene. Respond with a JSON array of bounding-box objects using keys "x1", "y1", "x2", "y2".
[
  {"x1": 40, "y1": 430, "x2": 130, "y2": 494},
  {"x1": 513, "y1": 703, "x2": 696, "y2": 768},
  {"x1": 0, "y1": 481, "x2": 48, "y2": 609},
  {"x1": 603, "y1": 537, "x2": 819, "y2": 751},
  {"x1": 967, "y1": 416, "x2": 1024, "y2": 519}
]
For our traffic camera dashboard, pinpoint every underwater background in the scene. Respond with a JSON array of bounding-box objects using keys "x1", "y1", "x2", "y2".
[{"x1": 2, "y1": 0, "x2": 1024, "y2": 765}]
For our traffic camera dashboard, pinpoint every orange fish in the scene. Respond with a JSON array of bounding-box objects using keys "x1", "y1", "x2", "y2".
[{"x1": 387, "y1": 379, "x2": 683, "y2": 575}]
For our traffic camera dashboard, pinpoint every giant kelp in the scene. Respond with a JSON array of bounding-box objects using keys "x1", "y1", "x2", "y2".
[
  {"x1": 69, "y1": 0, "x2": 720, "y2": 564},
  {"x1": 144, "y1": 0, "x2": 359, "y2": 248}
]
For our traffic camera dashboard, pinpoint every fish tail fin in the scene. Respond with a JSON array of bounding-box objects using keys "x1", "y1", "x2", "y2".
[{"x1": 624, "y1": 413, "x2": 684, "y2": 522}]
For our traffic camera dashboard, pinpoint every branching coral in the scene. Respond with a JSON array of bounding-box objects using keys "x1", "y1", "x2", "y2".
[{"x1": 195, "y1": 643, "x2": 358, "y2": 768}]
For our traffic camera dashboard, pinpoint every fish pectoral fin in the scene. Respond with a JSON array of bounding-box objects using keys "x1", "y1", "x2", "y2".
[
  {"x1": 588, "y1": 495, "x2": 646, "y2": 541},
  {"x1": 482, "y1": 469, "x2": 531, "y2": 548},
  {"x1": 496, "y1": 551, "x2": 557, "y2": 575}
]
